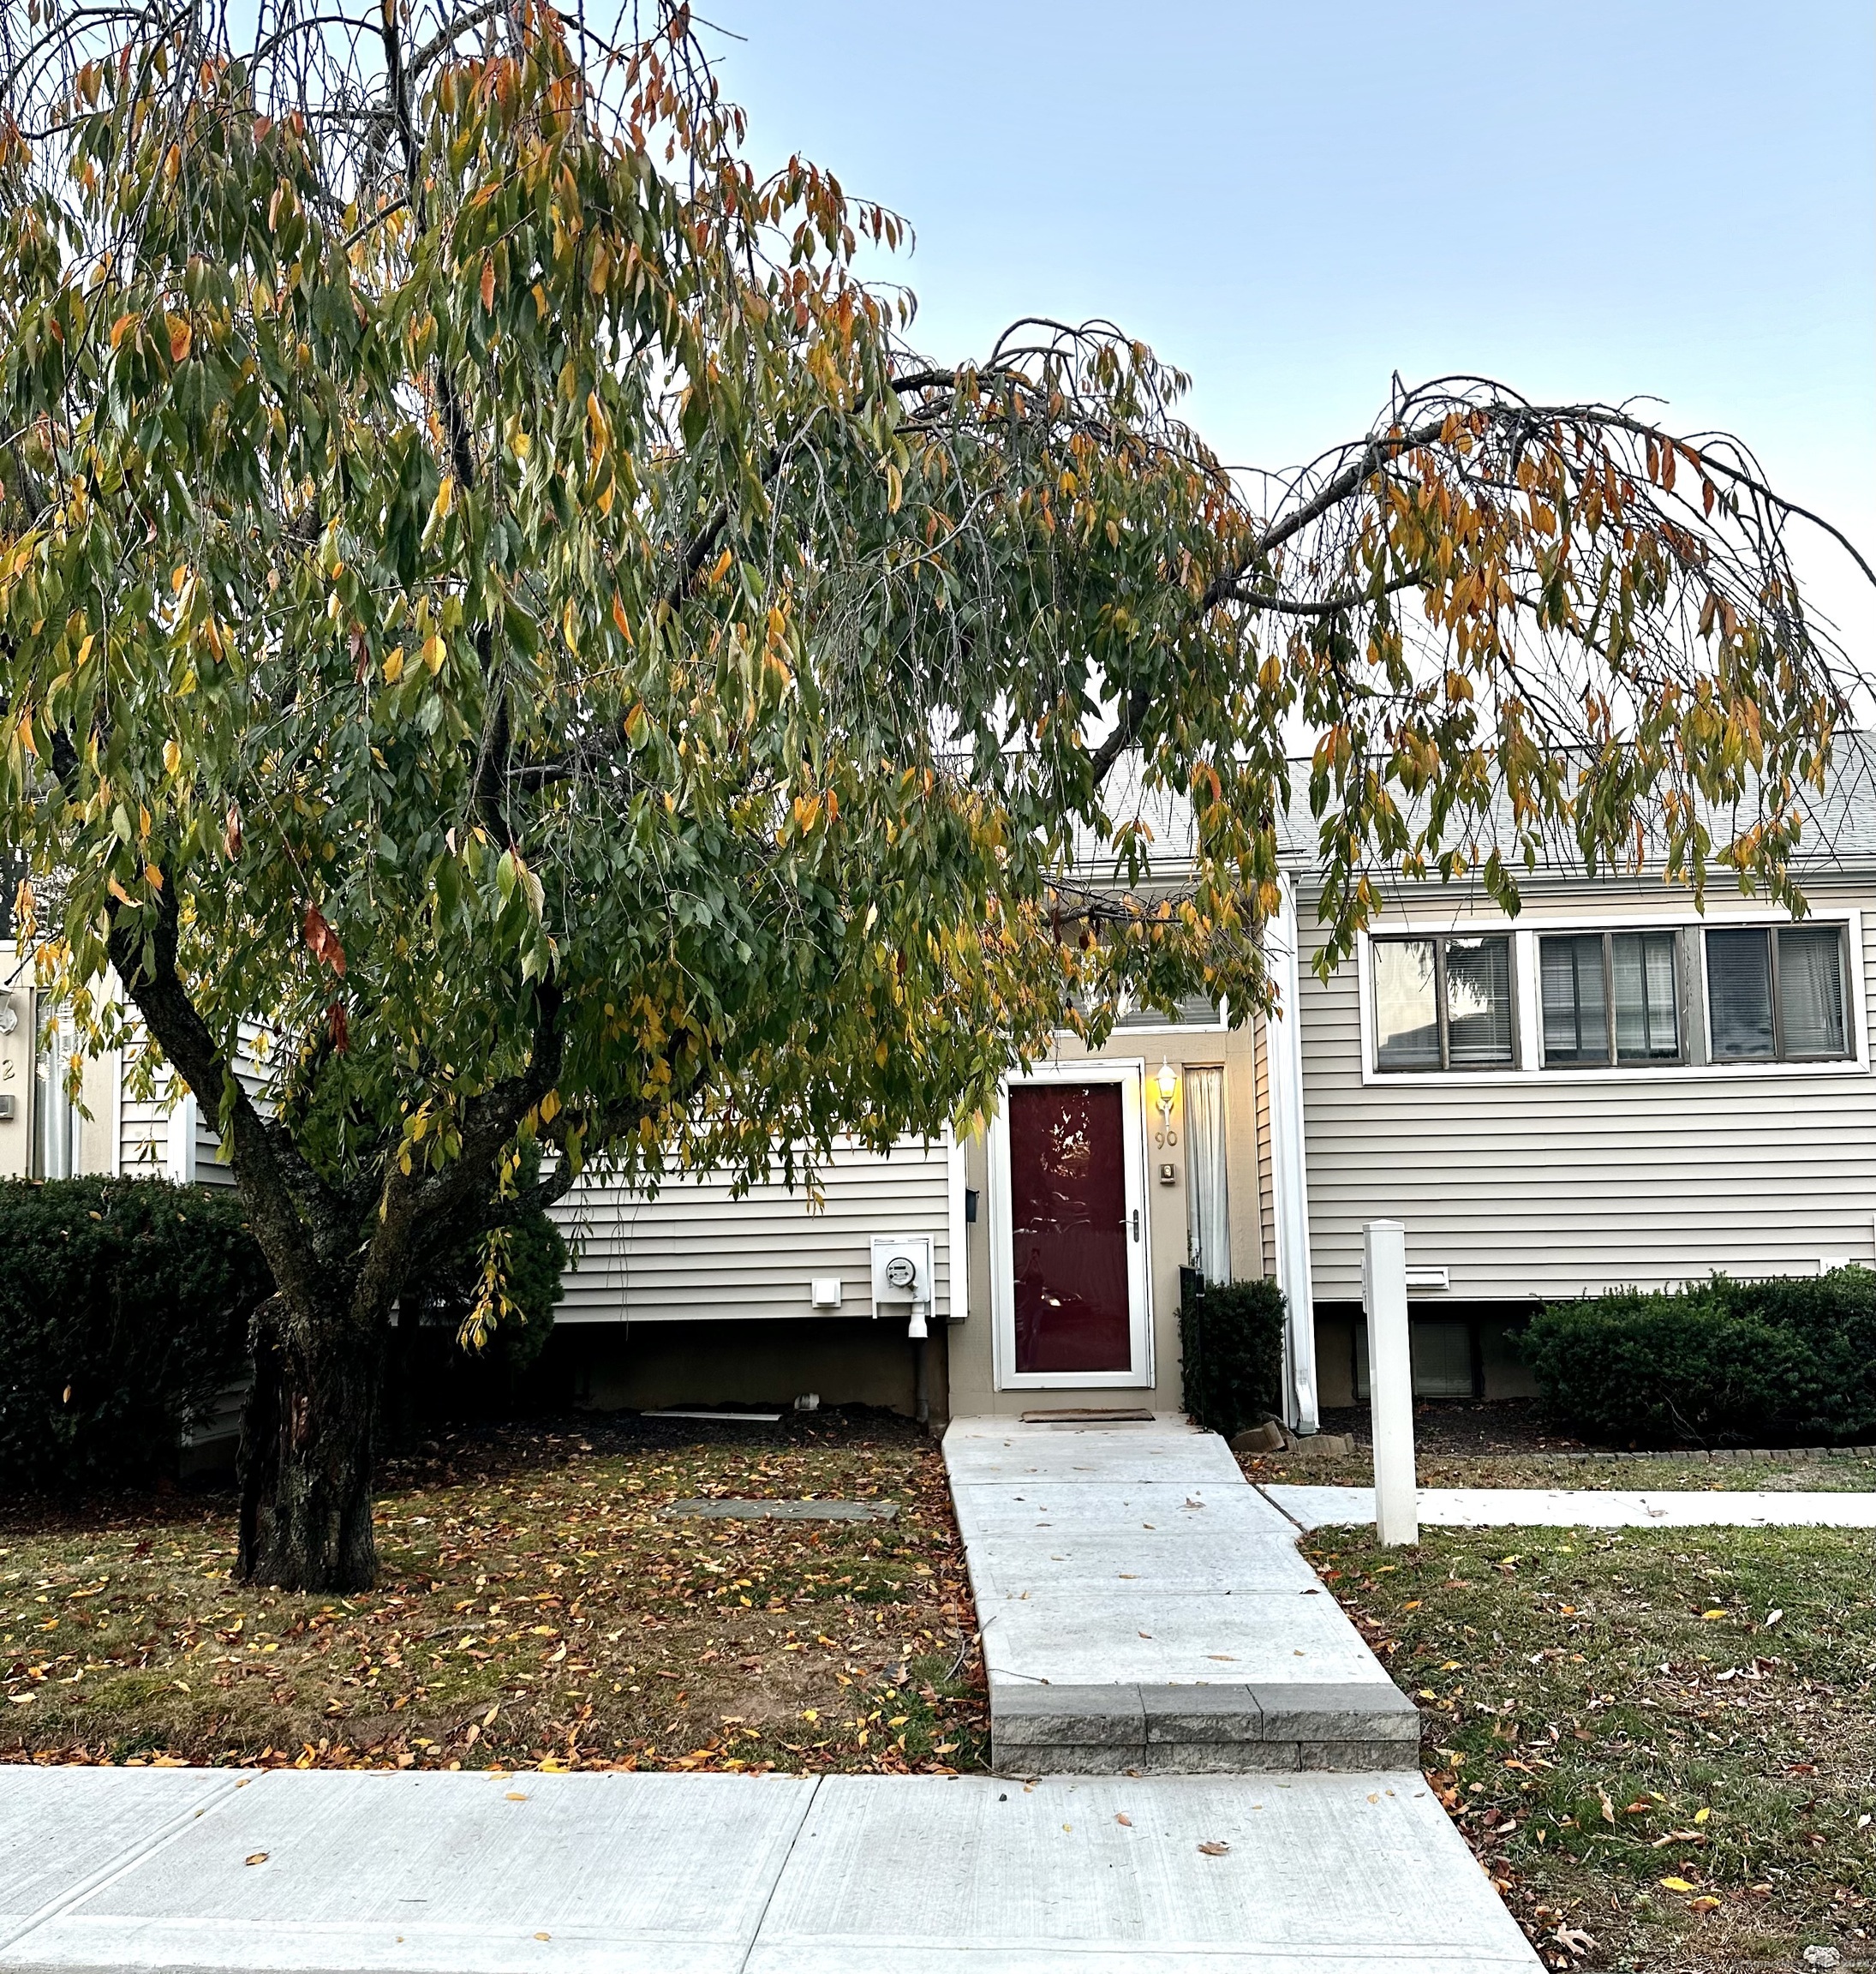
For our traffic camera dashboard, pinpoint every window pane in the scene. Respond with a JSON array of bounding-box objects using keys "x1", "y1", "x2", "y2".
[
  {"x1": 1114, "y1": 993, "x2": 1222, "y2": 1029},
  {"x1": 1444, "y1": 936, "x2": 1514, "y2": 1068},
  {"x1": 1777, "y1": 926, "x2": 1846, "y2": 1057},
  {"x1": 1613, "y1": 930, "x2": 1680, "y2": 1062},
  {"x1": 1373, "y1": 939, "x2": 1441, "y2": 1070},
  {"x1": 1706, "y1": 929, "x2": 1774, "y2": 1059},
  {"x1": 1541, "y1": 935, "x2": 1608, "y2": 1066}
]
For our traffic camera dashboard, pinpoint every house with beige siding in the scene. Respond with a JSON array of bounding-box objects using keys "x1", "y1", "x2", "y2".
[{"x1": 10, "y1": 748, "x2": 1876, "y2": 1436}]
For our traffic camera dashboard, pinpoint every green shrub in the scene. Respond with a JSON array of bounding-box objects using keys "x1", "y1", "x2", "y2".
[
  {"x1": 1180, "y1": 1274, "x2": 1286, "y2": 1440},
  {"x1": 1524, "y1": 1269, "x2": 1876, "y2": 1447},
  {"x1": 0, "y1": 1176, "x2": 271, "y2": 1486}
]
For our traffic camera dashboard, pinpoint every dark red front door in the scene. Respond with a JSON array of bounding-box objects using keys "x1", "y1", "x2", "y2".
[{"x1": 1010, "y1": 1081, "x2": 1132, "y2": 1374}]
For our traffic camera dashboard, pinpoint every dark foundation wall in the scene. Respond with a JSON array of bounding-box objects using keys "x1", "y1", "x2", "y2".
[
  {"x1": 545, "y1": 1319, "x2": 948, "y2": 1425},
  {"x1": 1312, "y1": 1304, "x2": 1540, "y2": 1408}
]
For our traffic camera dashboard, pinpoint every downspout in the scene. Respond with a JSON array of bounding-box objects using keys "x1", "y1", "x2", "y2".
[{"x1": 1267, "y1": 874, "x2": 1321, "y2": 1434}]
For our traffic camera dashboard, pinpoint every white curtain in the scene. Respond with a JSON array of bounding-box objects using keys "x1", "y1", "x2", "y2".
[{"x1": 1184, "y1": 1065, "x2": 1231, "y2": 1283}]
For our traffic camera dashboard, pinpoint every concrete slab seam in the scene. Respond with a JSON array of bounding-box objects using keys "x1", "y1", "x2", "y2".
[
  {"x1": 1251, "y1": 1481, "x2": 1311, "y2": 1534},
  {"x1": 0, "y1": 1771, "x2": 254, "y2": 1956},
  {"x1": 731, "y1": 1772, "x2": 824, "y2": 1974}
]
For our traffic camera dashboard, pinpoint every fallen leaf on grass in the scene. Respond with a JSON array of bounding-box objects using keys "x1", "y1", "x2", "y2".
[
  {"x1": 1198, "y1": 1840, "x2": 1230, "y2": 1857},
  {"x1": 1659, "y1": 1875, "x2": 1698, "y2": 1893}
]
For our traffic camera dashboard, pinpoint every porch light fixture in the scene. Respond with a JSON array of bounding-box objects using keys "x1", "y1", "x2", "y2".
[{"x1": 1155, "y1": 1057, "x2": 1178, "y2": 1147}]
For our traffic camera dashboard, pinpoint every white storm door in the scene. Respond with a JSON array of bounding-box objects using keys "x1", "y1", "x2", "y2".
[{"x1": 989, "y1": 1060, "x2": 1151, "y2": 1390}]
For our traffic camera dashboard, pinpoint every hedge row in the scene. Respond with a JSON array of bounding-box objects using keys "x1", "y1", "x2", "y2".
[
  {"x1": 0, "y1": 1176, "x2": 568, "y2": 1487},
  {"x1": 0, "y1": 1176, "x2": 267, "y2": 1486},
  {"x1": 1525, "y1": 1268, "x2": 1876, "y2": 1447}
]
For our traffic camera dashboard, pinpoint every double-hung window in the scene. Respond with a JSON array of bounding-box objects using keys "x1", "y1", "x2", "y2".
[
  {"x1": 1371, "y1": 935, "x2": 1515, "y2": 1072},
  {"x1": 1706, "y1": 924, "x2": 1849, "y2": 1062},
  {"x1": 1540, "y1": 930, "x2": 1682, "y2": 1068}
]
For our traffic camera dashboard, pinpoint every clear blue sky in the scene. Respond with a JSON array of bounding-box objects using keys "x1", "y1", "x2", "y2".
[{"x1": 709, "y1": 0, "x2": 1876, "y2": 650}]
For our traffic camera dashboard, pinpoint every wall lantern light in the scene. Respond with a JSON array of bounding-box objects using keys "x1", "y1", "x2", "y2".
[{"x1": 1155, "y1": 1056, "x2": 1179, "y2": 1147}]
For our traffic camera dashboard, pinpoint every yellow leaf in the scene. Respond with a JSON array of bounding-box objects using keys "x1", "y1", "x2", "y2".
[
  {"x1": 163, "y1": 739, "x2": 181, "y2": 775},
  {"x1": 1659, "y1": 1877, "x2": 1697, "y2": 1893},
  {"x1": 511, "y1": 431, "x2": 531, "y2": 461},
  {"x1": 167, "y1": 314, "x2": 191, "y2": 363},
  {"x1": 434, "y1": 475, "x2": 454, "y2": 517},
  {"x1": 1700, "y1": 1609, "x2": 1725, "y2": 1620},
  {"x1": 382, "y1": 646, "x2": 404, "y2": 684},
  {"x1": 421, "y1": 634, "x2": 445, "y2": 675},
  {"x1": 143, "y1": 863, "x2": 164, "y2": 890},
  {"x1": 480, "y1": 259, "x2": 495, "y2": 312},
  {"x1": 15, "y1": 708, "x2": 36, "y2": 757}
]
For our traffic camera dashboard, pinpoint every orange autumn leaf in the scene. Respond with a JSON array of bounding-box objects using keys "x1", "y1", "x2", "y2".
[{"x1": 303, "y1": 903, "x2": 346, "y2": 976}]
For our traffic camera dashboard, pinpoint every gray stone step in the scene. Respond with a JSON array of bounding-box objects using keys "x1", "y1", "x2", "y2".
[{"x1": 991, "y1": 1679, "x2": 1419, "y2": 1775}]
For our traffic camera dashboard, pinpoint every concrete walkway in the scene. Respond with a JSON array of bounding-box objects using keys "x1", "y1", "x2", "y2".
[
  {"x1": 0, "y1": 1763, "x2": 1539, "y2": 1971},
  {"x1": 1267, "y1": 1485, "x2": 1876, "y2": 1530},
  {"x1": 944, "y1": 1418, "x2": 1419, "y2": 1773}
]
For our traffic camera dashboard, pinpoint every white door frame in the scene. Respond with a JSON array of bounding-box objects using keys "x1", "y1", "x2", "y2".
[{"x1": 988, "y1": 1057, "x2": 1153, "y2": 1391}]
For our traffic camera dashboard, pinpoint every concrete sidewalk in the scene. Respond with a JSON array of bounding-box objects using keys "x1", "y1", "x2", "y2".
[
  {"x1": 0, "y1": 1763, "x2": 1538, "y2": 1971},
  {"x1": 944, "y1": 1417, "x2": 1419, "y2": 1774},
  {"x1": 1266, "y1": 1484, "x2": 1876, "y2": 1529}
]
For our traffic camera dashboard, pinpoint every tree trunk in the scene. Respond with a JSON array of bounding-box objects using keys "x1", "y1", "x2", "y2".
[{"x1": 237, "y1": 1295, "x2": 383, "y2": 1591}]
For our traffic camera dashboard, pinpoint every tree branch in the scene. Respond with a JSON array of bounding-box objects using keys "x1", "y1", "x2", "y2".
[{"x1": 106, "y1": 888, "x2": 332, "y2": 1313}]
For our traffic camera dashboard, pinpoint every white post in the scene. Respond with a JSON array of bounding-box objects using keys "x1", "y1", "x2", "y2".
[
  {"x1": 1363, "y1": 1219, "x2": 1418, "y2": 1546},
  {"x1": 1268, "y1": 876, "x2": 1320, "y2": 1433}
]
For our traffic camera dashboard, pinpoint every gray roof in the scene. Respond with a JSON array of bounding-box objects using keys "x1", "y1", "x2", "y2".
[{"x1": 1078, "y1": 733, "x2": 1876, "y2": 890}]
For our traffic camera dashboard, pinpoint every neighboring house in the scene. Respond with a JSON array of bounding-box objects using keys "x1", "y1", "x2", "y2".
[{"x1": 10, "y1": 746, "x2": 1876, "y2": 1433}]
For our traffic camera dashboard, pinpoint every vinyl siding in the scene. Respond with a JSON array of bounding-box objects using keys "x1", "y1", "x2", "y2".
[
  {"x1": 552, "y1": 1137, "x2": 955, "y2": 1324},
  {"x1": 117, "y1": 1020, "x2": 272, "y2": 1187},
  {"x1": 1294, "y1": 878, "x2": 1876, "y2": 1301}
]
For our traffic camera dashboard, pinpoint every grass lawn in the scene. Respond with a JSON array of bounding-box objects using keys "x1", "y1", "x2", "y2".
[
  {"x1": 0, "y1": 1413, "x2": 988, "y2": 1776},
  {"x1": 1311, "y1": 1522, "x2": 1876, "y2": 1973}
]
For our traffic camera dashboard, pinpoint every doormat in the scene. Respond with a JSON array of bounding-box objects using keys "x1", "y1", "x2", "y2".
[
  {"x1": 660, "y1": 1498, "x2": 899, "y2": 1522},
  {"x1": 1018, "y1": 1408, "x2": 1156, "y2": 1424}
]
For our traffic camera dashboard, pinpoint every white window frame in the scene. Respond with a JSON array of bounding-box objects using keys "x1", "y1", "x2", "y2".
[
  {"x1": 1357, "y1": 906, "x2": 1867, "y2": 1086},
  {"x1": 987, "y1": 1057, "x2": 1154, "y2": 1391}
]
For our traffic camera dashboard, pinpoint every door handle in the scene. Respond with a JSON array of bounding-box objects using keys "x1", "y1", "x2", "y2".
[{"x1": 1131, "y1": 1209, "x2": 1141, "y2": 1242}]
